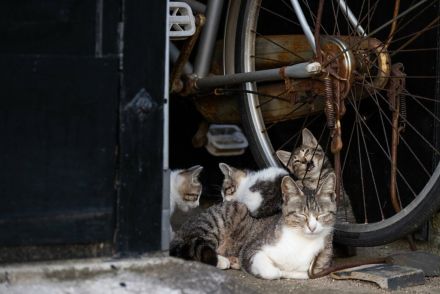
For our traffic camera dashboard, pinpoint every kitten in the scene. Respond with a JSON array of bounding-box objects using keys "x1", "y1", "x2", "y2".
[
  {"x1": 219, "y1": 163, "x2": 288, "y2": 218},
  {"x1": 276, "y1": 128, "x2": 355, "y2": 223},
  {"x1": 170, "y1": 173, "x2": 337, "y2": 279},
  {"x1": 276, "y1": 128, "x2": 332, "y2": 190},
  {"x1": 170, "y1": 165, "x2": 203, "y2": 215}
]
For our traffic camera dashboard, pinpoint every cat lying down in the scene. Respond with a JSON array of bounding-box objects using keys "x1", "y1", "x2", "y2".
[{"x1": 170, "y1": 172, "x2": 337, "y2": 280}]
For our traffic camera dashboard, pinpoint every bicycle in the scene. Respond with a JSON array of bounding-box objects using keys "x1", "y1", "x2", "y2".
[{"x1": 169, "y1": 0, "x2": 440, "y2": 247}]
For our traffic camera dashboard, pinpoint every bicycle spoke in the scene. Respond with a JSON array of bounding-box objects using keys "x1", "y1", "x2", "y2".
[
  {"x1": 356, "y1": 81, "x2": 440, "y2": 157},
  {"x1": 260, "y1": 5, "x2": 300, "y2": 26},
  {"x1": 356, "y1": 83, "x2": 432, "y2": 178},
  {"x1": 300, "y1": 0, "x2": 330, "y2": 36},
  {"x1": 347, "y1": 98, "x2": 418, "y2": 198},
  {"x1": 353, "y1": 98, "x2": 368, "y2": 223},
  {"x1": 252, "y1": 30, "x2": 307, "y2": 62}
]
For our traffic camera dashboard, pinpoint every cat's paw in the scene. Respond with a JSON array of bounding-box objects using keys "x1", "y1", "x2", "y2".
[
  {"x1": 228, "y1": 256, "x2": 241, "y2": 269},
  {"x1": 216, "y1": 255, "x2": 231, "y2": 270}
]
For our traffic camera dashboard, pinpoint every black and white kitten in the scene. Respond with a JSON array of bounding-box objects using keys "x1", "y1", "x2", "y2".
[{"x1": 219, "y1": 163, "x2": 288, "y2": 218}]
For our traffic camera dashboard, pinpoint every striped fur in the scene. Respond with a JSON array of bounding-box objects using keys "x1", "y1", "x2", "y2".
[
  {"x1": 170, "y1": 174, "x2": 337, "y2": 279},
  {"x1": 276, "y1": 128, "x2": 355, "y2": 223},
  {"x1": 276, "y1": 128, "x2": 332, "y2": 190}
]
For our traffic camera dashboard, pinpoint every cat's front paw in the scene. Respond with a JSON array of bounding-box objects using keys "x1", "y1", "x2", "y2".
[
  {"x1": 228, "y1": 256, "x2": 240, "y2": 269},
  {"x1": 216, "y1": 255, "x2": 231, "y2": 270}
]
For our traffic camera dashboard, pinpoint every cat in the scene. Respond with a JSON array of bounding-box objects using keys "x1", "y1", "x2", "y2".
[
  {"x1": 219, "y1": 162, "x2": 288, "y2": 218},
  {"x1": 276, "y1": 128, "x2": 332, "y2": 190},
  {"x1": 169, "y1": 165, "x2": 204, "y2": 238},
  {"x1": 276, "y1": 128, "x2": 355, "y2": 223},
  {"x1": 170, "y1": 165, "x2": 204, "y2": 214},
  {"x1": 170, "y1": 173, "x2": 337, "y2": 279}
]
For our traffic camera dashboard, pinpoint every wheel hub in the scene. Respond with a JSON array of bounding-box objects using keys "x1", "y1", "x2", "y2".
[{"x1": 320, "y1": 36, "x2": 356, "y2": 99}]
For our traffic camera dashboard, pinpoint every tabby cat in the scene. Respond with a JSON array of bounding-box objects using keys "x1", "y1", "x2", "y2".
[
  {"x1": 219, "y1": 163, "x2": 288, "y2": 218},
  {"x1": 276, "y1": 128, "x2": 332, "y2": 190},
  {"x1": 276, "y1": 128, "x2": 355, "y2": 223},
  {"x1": 170, "y1": 173, "x2": 337, "y2": 279}
]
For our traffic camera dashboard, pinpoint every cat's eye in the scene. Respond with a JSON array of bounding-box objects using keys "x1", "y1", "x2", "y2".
[
  {"x1": 317, "y1": 213, "x2": 330, "y2": 219},
  {"x1": 296, "y1": 213, "x2": 307, "y2": 219}
]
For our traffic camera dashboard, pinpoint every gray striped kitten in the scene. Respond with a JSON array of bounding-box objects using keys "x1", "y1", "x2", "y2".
[
  {"x1": 219, "y1": 163, "x2": 288, "y2": 218},
  {"x1": 276, "y1": 128, "x2": 355, "y2": 223},
  {"x1": 170, "y1": 173, "x2": 337, "y2": 279},
  {"x1": 276, "y1": 128, "x2": 332, "y2": 190}
]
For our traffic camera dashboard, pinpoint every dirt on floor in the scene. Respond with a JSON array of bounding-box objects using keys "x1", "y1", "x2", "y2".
[{"x1": 1, "y1": 239, "x2": 440, "y2": 293}]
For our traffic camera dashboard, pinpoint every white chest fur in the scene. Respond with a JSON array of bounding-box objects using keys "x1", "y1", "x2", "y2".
[{"x1": 262, "y1": 227, "x2": 326, "y2": 272}]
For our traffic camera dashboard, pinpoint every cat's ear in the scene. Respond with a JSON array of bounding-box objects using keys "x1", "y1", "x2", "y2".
[
  {"x1": 302, "y1": 128, "x2": 319, "y2": 148},
  {"x1": 276, "y1": 150, "x2": 292, "y2": 167},
  {"x1": 188, "y1": 165, "x2": 203, "y2": 183},
  {"x1": 281, "y1": 176, "x2": 304, "y2": 203},
  {"x1": 317, "y1": 173, "x2": 336, "y2": 201},
  {"x1": 219, "y1": 163, "x2": 242, "y2": 178},
  {"x1": 219, "y1": 163, "x2": 233, "y2": 177}
]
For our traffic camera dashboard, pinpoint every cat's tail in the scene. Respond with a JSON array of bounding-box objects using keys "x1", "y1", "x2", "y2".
[{"x1": 169, "y1": 237, "x2": 218, "y2": 266}]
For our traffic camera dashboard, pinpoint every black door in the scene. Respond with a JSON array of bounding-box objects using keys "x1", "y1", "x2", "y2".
[{"x1": 0, "y1": 0, "x2": 165, "y2": 252}]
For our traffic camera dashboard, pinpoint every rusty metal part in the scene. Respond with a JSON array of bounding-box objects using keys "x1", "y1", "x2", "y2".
[
  {"x1": 343, "y1": 37, "x2": 391, "y2": 91},
  {"x1": 321, "y1": 37, "x2": 355, "y2": 99},
  {"x1": 279, "y1": 66, "x2": 297, "y2": 104},
  {"x1": 385, "y1": 0, "x2": 401, "y2": 48},
  {"x1": 191, "y1": 120, "x2": 209, "y2": 148},
  {"x1": 193, "y1": 35, "x2": 390, "y2": 124},
  {"x1": 391, "y1": 16, "x2": 440, "y2": 57},
  {"x1": 170, "y1": 14, "x2": 206, "y2": 94},
  {"x1": 309, "y1": 257, "x2": 389, "y2": 279},
  {"x1": 313, "y1": 0, "x2": 325, "y2": 63},
  {"x1": 387, "y1": 63, "x2": 406, "y2": 213},
  {"x1": 334, "y1": 143, "x2": 342, "y2": 202},
  {"x1": 324, "y1": 76, "x2": 336, "y2": 129}
]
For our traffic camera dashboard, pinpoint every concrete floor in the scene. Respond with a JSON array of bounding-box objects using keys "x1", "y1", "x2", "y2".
[{"x1": 1, "y1": 240, "x2": 440, "y2": 294}]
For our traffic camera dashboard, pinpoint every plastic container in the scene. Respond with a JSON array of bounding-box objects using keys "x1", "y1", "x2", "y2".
[{"x1": 205, "y1": 124, "x2": 248, "y2": 156}]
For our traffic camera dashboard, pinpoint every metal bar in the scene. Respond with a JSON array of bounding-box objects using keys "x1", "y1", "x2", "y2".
[
  {"x1": 169, "y1": 42, "x2": 193, "y2": 75},
  {"x1": 196, "y1": 62, "x2": 321, "y2": 90},
  {"x1": 337, "y1": 0, "x2": 366, "y2": 36},
  {"x1": 314, "y1": 0, "x2": 325, "y2": 62},
  {"x1": 194, "y1": 0, "x2": 224, "y2": 78},
  {"x1": 171, "y1": 14, "x2": 205, "y2": 93},
  {"x1": 385, "y1": 0, "x2": 401, "y2": 47},
  {"x1": 290, "y1": 0, "x2": 316, "y2": 53},
  {"x1": 181, "y1": 0, "x2": 206, "y2": 14}
]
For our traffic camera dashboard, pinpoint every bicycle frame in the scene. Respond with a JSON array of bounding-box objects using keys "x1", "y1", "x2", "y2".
[{"x1": 177, "y1": 0, "x2": 365, "y2": 90}]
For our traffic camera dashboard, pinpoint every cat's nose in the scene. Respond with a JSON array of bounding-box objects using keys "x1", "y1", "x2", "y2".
[{"x1": 307, "y1": 217, "x2": 317, "y2": 232}]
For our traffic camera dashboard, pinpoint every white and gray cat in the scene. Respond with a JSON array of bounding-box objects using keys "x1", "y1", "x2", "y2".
[
  {"x1": 276, "y1": 128, "x2": 355, "y2": 223},
  {"x1": 170, "y1": 165, "x2": 203, "y2": 214},
  {"x1": 169, "y1": 165, "x2": 204, "y2": 237},
  {"x1": 219, "y1": 163, "x2": 288, "y2": 218},
  {"x1": 170, "y1": 173, "x2": 337, "y2": 279}
]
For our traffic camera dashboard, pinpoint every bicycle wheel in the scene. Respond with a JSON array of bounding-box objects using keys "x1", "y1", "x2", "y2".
[{"x1": 232, "y1": 0, "x2": 440, "y2": 246}]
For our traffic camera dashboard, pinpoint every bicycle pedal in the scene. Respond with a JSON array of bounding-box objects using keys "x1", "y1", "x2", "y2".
[
  {"x1": 169, "y1": 2, "x2": 196, "y2": 40},
  {"x1": 205, "y1": 124, "x2": 249, "y2": 157}
]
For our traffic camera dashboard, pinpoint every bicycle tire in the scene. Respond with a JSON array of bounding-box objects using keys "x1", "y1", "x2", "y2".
[{"x1": 232, "y1": 0, "x2": 440, "y2": 246}]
